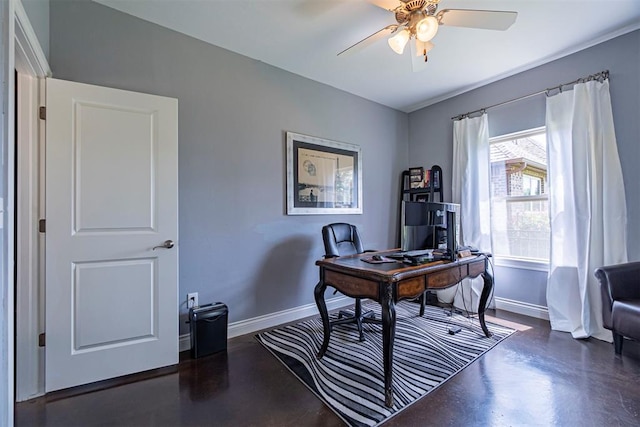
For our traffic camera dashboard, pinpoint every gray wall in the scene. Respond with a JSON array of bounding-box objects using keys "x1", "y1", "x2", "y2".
[
  {"x1": 408, "y1": 30, "x2": 640, "y2": 307},
  {"x1": 20, "y1": 0, "x2": 49, "y2": 60},
  {"x1": 49, "y1": 0, "x2": 408, "y2": 333},
  {"x1": 48, "y1": 0, "x2": 639, "y2": 323}
]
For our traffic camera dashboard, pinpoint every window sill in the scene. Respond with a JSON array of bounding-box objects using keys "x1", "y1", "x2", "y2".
[{"x1": 493, "y1": 257, "x2": 549, "y2": 272}]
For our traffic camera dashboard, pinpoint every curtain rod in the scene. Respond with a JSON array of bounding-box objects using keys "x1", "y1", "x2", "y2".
[{"x1": 451, "y1": 70, "x2": 609, "y2": 121}]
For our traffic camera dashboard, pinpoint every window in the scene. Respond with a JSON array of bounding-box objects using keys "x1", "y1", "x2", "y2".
[
  {"x1": 489, "y1": 127, "x2": 549, "y2": 262},
  {"x1": 522, "y1": 175, "x2": 541, "y2": 196}
]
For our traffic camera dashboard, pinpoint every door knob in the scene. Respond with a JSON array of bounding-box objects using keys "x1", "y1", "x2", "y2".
[{"x1": 153, "y1": 240, "x2": 175, "y2": 250}]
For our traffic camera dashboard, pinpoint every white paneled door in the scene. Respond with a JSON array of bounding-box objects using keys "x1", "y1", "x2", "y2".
[{"x1": 45, "y1": 78, "x2": 178, "y2": 392}]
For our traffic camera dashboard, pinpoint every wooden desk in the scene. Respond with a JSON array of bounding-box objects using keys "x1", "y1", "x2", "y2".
[{"x1": 314, "y1": 252, "x2": 493, "y2": 408}]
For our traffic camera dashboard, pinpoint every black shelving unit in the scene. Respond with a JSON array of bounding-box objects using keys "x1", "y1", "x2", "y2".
[
  {"x1": 398, "y1": 165, "x2": 445, "y2": 304},
  {"x1": 397, "y1": 165, "x2": 444, "y2": 248}
]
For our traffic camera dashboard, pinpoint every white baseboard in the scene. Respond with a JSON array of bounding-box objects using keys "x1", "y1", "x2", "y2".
[
  {"x1": 179, "y1": 296, "x2": 352, "y2": 352},
  {"x1": 179, "y1": 296, "x2": 549, "y2": 352},
  {"x1": 494, "y1": 297, "x2": 549, "y2": 321}
]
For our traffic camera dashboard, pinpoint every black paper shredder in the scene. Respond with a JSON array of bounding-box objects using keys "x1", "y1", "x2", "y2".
[{"x1": 189, "y1": 302, "x2": 228, "y2": 359}]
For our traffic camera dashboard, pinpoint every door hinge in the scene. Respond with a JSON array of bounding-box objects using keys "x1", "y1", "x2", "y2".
[
  {"x1": 38, "y1": 333, "x2": 45, "y2": 347},
  {"x1": 39, "y1": 219, "x2": 46, "y2": 233},
  {"x1": 39, "y1": 106, "x2": 46, "y2": 120}
]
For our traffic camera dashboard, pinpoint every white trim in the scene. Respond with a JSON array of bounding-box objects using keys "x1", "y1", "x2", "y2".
[
  {"x1": 2, "y1": 0, "x2": 17, "y2": 422},
  {"x1": 179, "y1": 334, "x2": 190, "y2": 353},
  {"x1": 178, "y1": 295, "x2": 550, "y2": 352},
  {"x1": 15, "y1": 73, "x2": 44, "y2": 401},
  {"x1": 179, "y1": 296, "x2": 352, "y2": 352},
  {"x1": 494, "y1": 297, "x2": 549, "y2": 321},
  {"x1": 11, "y1": 0, "x2": 50, "y2": 406},
  {"x1": 13, "y1": 0, "x2": 50, "y2": 78},
  {"x1": 489, "y1": 126, "x2": 550, "y2": 271},
  {"x1": 493, "y1": 257, "x2": 549, "y2": 272}
]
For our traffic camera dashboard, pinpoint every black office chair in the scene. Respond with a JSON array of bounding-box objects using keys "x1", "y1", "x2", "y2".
[{"x1": 322, "y1": 223, "x2": 382, "y2": 342}]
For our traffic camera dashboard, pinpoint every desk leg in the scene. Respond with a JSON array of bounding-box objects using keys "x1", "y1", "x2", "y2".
[
  {"x1": 381, "y1": 284, "x2": 396, "y2": 408},
  {"x1": 314, "y1": 275, "x2": 331, "y2": 359},
  {"x1": 478, "y1": 268, "x2": 494, "y2": 338}
]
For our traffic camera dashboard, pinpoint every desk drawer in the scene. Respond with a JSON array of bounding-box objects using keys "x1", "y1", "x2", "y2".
[
  {"x1": 468, "y1": 259, "x2": 485, "y2": 278},
  {"x1": 397, "y1": 276, "x2": 426, "y2": 299},
  {"x1": 324, "y1": 270, "x2": 379, "y2": 299},
  {"x1": 427, "y1": 266, "x2": 467, "y2": 289}
]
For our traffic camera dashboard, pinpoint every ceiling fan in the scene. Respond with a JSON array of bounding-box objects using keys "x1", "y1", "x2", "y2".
[{"x1": 338, "y1": 0, "x2": 517, "y2": 70}]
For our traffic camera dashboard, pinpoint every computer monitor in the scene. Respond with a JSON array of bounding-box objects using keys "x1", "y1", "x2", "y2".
[{"x1": 401, "y1": 201, "x2": 460, "y2": 260}]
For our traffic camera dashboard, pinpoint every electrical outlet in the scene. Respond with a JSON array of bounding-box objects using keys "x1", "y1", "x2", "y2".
[{"x1": 187, "y1": 292, "x2": 198, "y2": 309}]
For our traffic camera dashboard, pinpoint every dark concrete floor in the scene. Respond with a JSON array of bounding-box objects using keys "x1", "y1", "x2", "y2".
[{"x1": 15, "y1": 309, "x2": 640, "y2": 426}]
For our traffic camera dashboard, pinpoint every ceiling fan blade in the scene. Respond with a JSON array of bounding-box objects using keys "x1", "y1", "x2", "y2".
[
  {"x1": 367, "y1": 0, "x2": 402, "y2": 12},
  {"x1": 409, "y1": 39, "x2": 433, "y2": 72},
  {"x1": 338, "y1": 25, "x2": 398, "y2": 57},
  {"x1": 437, "y1": 9, "x2": 517, "y2": 31}
]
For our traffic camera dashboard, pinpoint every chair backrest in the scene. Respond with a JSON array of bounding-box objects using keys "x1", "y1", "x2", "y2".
[
  {"x1": 594, "y1": 261, "x2": 640, "y2": 329},
  {"x1": 322, "y1": 223, "x2": 364, "y2": 258}
]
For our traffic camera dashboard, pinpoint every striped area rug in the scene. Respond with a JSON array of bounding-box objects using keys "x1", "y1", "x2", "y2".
[{"x1": 256, "y1": 300, "x2": 515, "y2": 427}]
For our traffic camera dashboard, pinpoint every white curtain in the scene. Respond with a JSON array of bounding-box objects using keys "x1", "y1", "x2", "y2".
[
  {"x1": 447, "y1": 114, "x2": 492, "y2": 311},
  {"x1": 546, "y1": 79, "x2": 627, "y2": 341}
]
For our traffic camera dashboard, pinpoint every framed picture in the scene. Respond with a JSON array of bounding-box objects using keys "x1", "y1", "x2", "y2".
[{"x1": 286, "y1": 132, "x2": 362, "y2": 215}]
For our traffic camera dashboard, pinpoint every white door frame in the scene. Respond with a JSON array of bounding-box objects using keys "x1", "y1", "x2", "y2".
[
  {"x1": 15, "y1": 72, "x2": 45, "y2": 401},
  {"x1": 12, "y1": 0, "x2": 50, "y2": 407}
]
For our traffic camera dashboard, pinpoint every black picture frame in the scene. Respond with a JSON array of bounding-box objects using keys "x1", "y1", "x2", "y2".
[{"x1": 286, "y1": 132, "x2": 362, "y2": 215}]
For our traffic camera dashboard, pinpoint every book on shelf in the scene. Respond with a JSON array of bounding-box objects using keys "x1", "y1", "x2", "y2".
[
  {"x1": 409, "y1": 167, "x2": 424, "y2": 189},
  {"x1": 409, "y1": 167, "x2": 440, "y2": 190},
  {"x1": 408, "y1": 166, "x2": 441, "y2": 191},
  {"x1": 432, "y1": 168, "x2": 440, "y2": 190}
]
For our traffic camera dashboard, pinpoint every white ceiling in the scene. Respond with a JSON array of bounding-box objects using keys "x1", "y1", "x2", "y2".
[{"x1": 94, "y1": 0, "x2": 640, "y2": 112}]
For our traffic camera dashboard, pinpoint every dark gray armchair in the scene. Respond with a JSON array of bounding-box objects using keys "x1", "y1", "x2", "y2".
[{"x1": 594, "y1": 261, "x2": 640, "y2": 355}]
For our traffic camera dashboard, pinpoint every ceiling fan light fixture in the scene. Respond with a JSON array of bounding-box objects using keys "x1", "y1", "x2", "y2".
[
  {"x1": 416, "y1": 15, "x2": 438, "y2": 42},
  {"x1": 388, "y1": 29, "x2": 410, "y2": 54}
]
